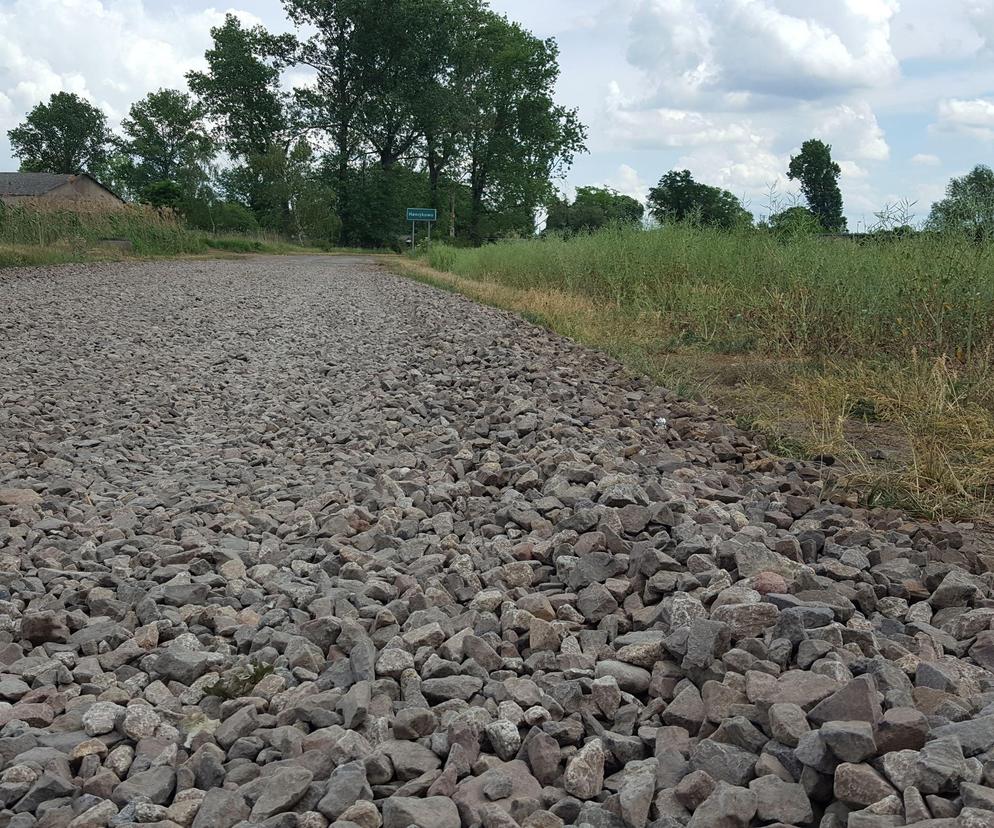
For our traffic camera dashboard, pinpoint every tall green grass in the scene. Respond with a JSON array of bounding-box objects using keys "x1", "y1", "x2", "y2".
[
  {"x1": 421, "y1": 225, "x2": 994, "y2": 358},
  {"x1": 0, "y1": 203, "x2": 373, "y2": 267},
  {"x1": 409, "y1": 225, "x2": 994, "y2": 518},
  {"x1": 0, "y1": 202, "x2": 208, "y2": 258}
]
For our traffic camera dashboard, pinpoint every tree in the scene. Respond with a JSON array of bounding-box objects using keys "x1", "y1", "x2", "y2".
[
  {"x1": 140, "y1": 180, "x2": 185, "y2": 210},
  {"x1": 276, "y1": 0, "x2": 584, "y2": 243},
  {"x1": 119, "y1": 89, "x2": 213, "y2": 201},
  {"x1": 278, "y1": 0, "x2": 365, "y2": 195},
  {"x1": 787, "y1": 139, "x2": 846, "y2": 232},
  {"x1": 188, "y1": 14, "x2": 334, "y2": 239},
  {"x1": 187, "y1": 14, "x2": 290, "y2": 160},
  {"x1": 927, "y1": 165, "x2": 994, "y2": 241},
  {"x1": 546, "y1": 186, "x2": 643, "y2": 234},
  {"x1": 462, "y1": 11, "x2": 586, "y2": 240},
  {"x1": 7, "y1": 92, "x2": 111, "y2": 175},
  {"x1": 767, "y1": 206, "x2": 822, "y2": 236},
  {"x1": 647, "y1": 170, "x2": 751, "y2": 229}
]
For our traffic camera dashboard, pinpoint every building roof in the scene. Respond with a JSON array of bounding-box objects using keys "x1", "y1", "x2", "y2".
[
  {"x1": 0, "y1": 172, "x2": 80, "y2": 197},
  {"x1": 0, "y1": 172, "x2": 124, "y2": 203}
]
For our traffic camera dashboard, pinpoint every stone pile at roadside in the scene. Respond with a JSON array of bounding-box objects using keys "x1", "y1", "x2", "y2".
[{"x1": 2, "y1": 257, "x2": 994, "y2": 828}]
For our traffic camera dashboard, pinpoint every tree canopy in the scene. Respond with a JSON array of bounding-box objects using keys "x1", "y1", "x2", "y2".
[
  {"x1": 7, "y1": 92, "x2": 112, "y2": 175},
  {"x1": 767, "y1": 205, "x2": 822, "y2": 236},
  {"x1": 7, "y1": 2, "x2": 586, "y2": 248},
  {"x1": 276, "y1": 0, "x2": 585, "y2": 244},
  {"x1": 787, "y1": 139, "x2": 846, "y2": 232},
  {"x1": 927, "y1": 164, "x2": 994, "y2": 240},
  {"x1": 546, "y1": 186, "x2": 644, "y2": 234},
  {"x1": 117, "y1": 89, "x2": 213, "y2": 203},
  {"x1": 647, "y1": 170, "x2": 751, "y2": 229}
]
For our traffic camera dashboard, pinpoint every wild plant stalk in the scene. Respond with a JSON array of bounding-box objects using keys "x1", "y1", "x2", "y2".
[
  {"x1": 420, "y1": 224, "x2": 994, "y2": 360},
  {"x1": 410, "y1": 224, "x2": 994, "y2": 518},
  {"x1": 0, "y1": 202, "x2": 207, "y2": 255}
]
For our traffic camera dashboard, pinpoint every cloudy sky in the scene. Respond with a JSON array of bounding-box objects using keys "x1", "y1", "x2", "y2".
[{"x1": 2, "y1": 0, "x2": 993, "y2": 227}]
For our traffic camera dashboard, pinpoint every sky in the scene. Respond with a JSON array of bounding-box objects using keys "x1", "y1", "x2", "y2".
[{"x1": 2, "y1": 0, "x2": 994, "y2": 228}]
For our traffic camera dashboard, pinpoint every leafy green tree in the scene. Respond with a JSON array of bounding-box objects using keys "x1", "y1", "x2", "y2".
[
  {"x1": 927, "y1": 165, "x2": 994, "y2": 241},
  {"x1": 7, "y1": 92, "x2": 111, "y2": 175},
  {"x1": 648, "y1": 170, "x2": 751, "y2": 229},
  {"x1": 280, "y1": 0, "x2": 486, "y2": 239},
  {"x1": 338, "y1": 164, "x2": 435, "y2": 247},
  {"x1": 187, "y1": 14, "x2": 289, "y2": 159},
  {"x1": 787, "y1": 139, "x2": 846, "y2": 232},
  {"x1": 546, "y1": 186, "x2": 644, "y2": 234},
  {"x1": 119, "y1": 89, "x2": 213, "y2": 201},
  {"x1": 276, "y1": 0, "x2": 583, "y2": 242},
  {"x1": 189, "y1": 14, "x2": 337, "y2": 240},
  {"x1": 416, "y1": 0, "x2": 482, "y2": 216},
  {"x1": 140, "y1": 181, "x2": 185, "y2": 210},
  {"x1": 278, "y1": 0, "x2": 365, "y2": 193},
  {"x1": 767, "y1": 205, "x2": 822, "y2": 236},
  {"x1": 462, "y1": 12, "x2": 586, "y2": 240}
]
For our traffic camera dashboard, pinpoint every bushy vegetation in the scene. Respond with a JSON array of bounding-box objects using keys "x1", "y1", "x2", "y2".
[
  {"x1": 546, "y1": 187, "x2": 644, "y2": 235},
  {"x1": 422, "y1": 223, "x2": 994, "y2": 358},
  {"x1": 0, "y1": 203, "x2": 206, "y2": 257},
  {"x1": 0, "y1": 203, "x2": 332, "y2": 267},
  {"x1": 648, "y1": 170, "x2": 752, "y2": 230},
  {"x1": 412, "y1": 224, "x2": 994, "y2": 518}
]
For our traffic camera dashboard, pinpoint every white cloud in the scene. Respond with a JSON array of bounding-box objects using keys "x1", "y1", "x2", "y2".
[
  {"x1": 601, "y1": 164, "x2": 650, "y2": 202},
  {"x1": 627, "y1": 0, "x2": 900, "y2": 103},
  {"x1": 838, "y1": 160, "x2": 869, "y2": 178},
  {"x1": 0, "y1": 0, "x2": 273, "y2": 168},
  {"x1": 604, "y1": 86, "x2": 769, "y2": 150},
  {"x1": 934, "y1": 97, "x2": 994, "y2": 140},
  {"x1": 965, "y1": 0, "x2": 994, "y2": 51},
  {"x1": 810, "y1": 101, "x2": 889, "y2": 161},
  {"x1": 911, "y1": 153, "x2": 942, "y2": 165}
]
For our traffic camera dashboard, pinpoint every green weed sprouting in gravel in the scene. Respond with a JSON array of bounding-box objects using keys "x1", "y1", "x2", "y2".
[{"x1": 204, "y1": 660, "x2": 276, "y2": 700}]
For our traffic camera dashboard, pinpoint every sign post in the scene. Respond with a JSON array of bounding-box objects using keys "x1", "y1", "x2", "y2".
[{"x1": 406, "y1": 208, "x2": 437, "y2": 250}]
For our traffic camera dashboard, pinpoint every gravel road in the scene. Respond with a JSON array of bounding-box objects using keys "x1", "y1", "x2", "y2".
[{"x1": 2, "y1": 256, "x2": 994, "y2": 828}]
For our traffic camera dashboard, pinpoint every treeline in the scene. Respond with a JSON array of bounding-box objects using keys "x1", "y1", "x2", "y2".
[
  {"x1": 547, "y1": 139, "x2": 848, "y2": 236},
  {"x1": 6, "y1": 0, "x2": 585, "y2": 248}
]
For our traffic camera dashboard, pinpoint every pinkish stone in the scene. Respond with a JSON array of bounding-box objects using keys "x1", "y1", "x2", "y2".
[{"x1": 751, "y1": 571, "x2": 788, "y2": 595}]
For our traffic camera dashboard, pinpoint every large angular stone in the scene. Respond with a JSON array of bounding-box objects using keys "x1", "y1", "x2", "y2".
[
  {"x1": 316, "y1": 761, "x2": 372, "y2": 820},
  {"x1": 808, "y1": 676, "x2": 881, "y2": 726},
  {"x1": 111, "y1": 767, "x2": 175, "y2": 806},
  {"x1": 834, "y1": 763, "x2": 897, "y2": 807},
  {"x1": 821, "y1": 721, "x2": 877, "y2": 763},
  {"x1": 931, "y1": 716, "x2": 994, "y2": 757},
  {"x1": 687, "y1": 782, "x2": 757, "y2": 828},
  {"x1": 689, "y1": 740, "x2": 757, "y2": 786},
  {"x1": 383, "y1": 796, "x2": 460, "y2": 828},
  {"x1": 749, "y1": 775, "x2": 813, "y2": 825},
  {"x1": 249, "y1": 767, "x2": 314, "y2": 819},
  {"x1": 563, "y1": 738, "x2": 605, "y2": 800},
  {"x1": 453, "y1": 760, "x2": 542, "y2": 825}
]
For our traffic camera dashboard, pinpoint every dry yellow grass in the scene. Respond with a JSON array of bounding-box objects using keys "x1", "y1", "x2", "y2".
[{"x1": 389, "y1": 256, "x2": 994, "y2": 521}]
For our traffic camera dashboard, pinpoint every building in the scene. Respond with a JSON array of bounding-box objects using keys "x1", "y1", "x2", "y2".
[{"x1": 0, "y1": 173, "x2": 124, "y2": 208}]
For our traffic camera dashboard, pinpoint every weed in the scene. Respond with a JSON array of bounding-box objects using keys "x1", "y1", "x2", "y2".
[
  {"x1": 204, "y1": 660, "x2": 276, "y2": 700},
  {"x1": 394, "y1": 229, "x2": 994, "y2": 520}
]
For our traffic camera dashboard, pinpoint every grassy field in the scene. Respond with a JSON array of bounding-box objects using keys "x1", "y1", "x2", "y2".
[
  {"x1": 403, "y1": 224, "x2": 994, "y2": 520},
  {"x1": 0, "y1": 203, "x2": 366, "y2": 267}
]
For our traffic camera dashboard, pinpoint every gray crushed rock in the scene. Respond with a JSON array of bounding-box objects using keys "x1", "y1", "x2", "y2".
[{"x1": 1, "y1": 255, "x2": 994, "y2": 828}]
